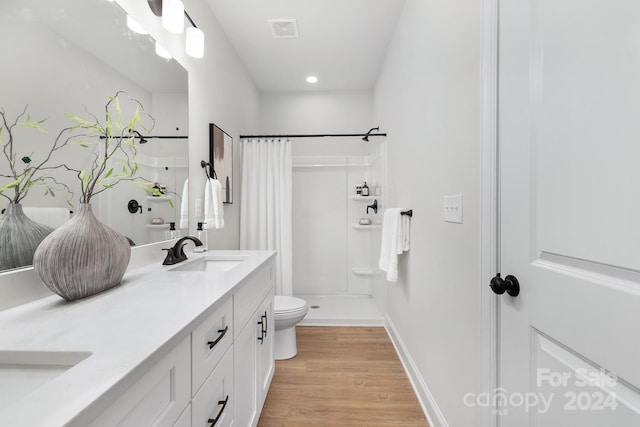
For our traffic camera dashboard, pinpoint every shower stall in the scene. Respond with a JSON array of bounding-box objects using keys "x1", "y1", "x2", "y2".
[{"x1": 290, "y1": 136, "x2": 387, "y2": 326}]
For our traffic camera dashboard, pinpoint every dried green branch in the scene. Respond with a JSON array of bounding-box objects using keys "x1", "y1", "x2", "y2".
[
  {"x1": 0, "y1": 107, "x2": 75, "y2": 204},
  {"x1": 64, "y1": 91, "x2": 155, "y2": 203}
]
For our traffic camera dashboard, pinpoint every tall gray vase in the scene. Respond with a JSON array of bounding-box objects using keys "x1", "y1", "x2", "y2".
[
  {"x1": 33, "y1": 203, "x2": 131, "y2": 301},
  {"x1": 0, "y1": 203, "x2": 54, "y2": 270}
]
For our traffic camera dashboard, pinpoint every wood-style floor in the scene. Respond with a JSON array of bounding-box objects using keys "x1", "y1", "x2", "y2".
[{"x1": 258, "y1": 327, "x2": 429, "y2": 427}]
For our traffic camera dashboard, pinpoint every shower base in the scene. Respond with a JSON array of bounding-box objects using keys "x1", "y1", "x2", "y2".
[{"x1": 296, "y1": 294, "x2": 384, "y2": 327}]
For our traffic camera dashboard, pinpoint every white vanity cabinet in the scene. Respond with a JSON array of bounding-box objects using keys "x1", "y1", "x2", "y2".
[
  {"x1": 82, "y1": 257, "x2": 275, "y2": 427},
  {"x1": 233, "y1": 265, "x2": 275, "y2": 427},
  {"x1": 87, "y1": 336, "x2": 192, "y2": 427},
  {"x1": 256, "y1": 291, "x2": 274, "y2": 405}
]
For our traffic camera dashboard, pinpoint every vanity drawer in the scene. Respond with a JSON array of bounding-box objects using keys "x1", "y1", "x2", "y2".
[
  {"x1": 234, "y1": 263, "x2": 273, "y2": 337},
  {"x1": 89, "y1": 336, "x2": 190, "y2": 427},
  {"x1": 172, "y1": 404, "x2": 191, "y2": 427},
  {"x1": 192, "y1": 297, "x2": 233, "y2": 395},
  {"x1": 192, "y1": 346, "x2": 234, "y2": 427}
]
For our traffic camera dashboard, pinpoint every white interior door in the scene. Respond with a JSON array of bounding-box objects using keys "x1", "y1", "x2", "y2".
[{"x1": 498, "y1": 0, "x2": 640, "y2": 425}]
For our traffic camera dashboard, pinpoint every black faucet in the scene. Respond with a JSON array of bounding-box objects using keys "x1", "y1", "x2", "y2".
[{"x1": 162, "y1": 236, "x2": 204, "y2": 265}]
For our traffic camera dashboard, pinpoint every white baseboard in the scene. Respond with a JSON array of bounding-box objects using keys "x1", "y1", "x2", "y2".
[
  {"x1": 299, "y1": 318, "x2": 385, "y2": 327},
  {"x1": 385, "y1": 313, "x2": 449, "y2": 427}
]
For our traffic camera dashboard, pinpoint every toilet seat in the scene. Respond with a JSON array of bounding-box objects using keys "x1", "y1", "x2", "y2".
[{"x1": 274, "y1": 295, "x2": 307, "y2": 314}]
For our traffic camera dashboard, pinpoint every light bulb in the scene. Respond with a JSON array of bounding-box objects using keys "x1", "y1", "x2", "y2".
[
  {"x1": 162, "y1": 0, "x2": 184, "y2": 34},
  {"x1": 126, "y1": 15, "x2": 147, "y2": 35},
  {"x1": 185, "y1": 27, "x2": 204, "y2": 58},
  {"x1": 155, "y1": 42, "x2": 172, "y2": 59}
]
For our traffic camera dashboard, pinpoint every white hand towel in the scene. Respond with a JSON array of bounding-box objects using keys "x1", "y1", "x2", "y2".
[
  {"x1": 400, "y1": 213, "x2": 411, "y2": 252},
  {"x1": 204, "y1": 178, "x2": 224, "y2": 229},
  {"x1": 378, "y1": 208, "x2": 403, "y2": 282},
  {"x1": 179, "y1": 178, "x2": 189, "y2": 229}
]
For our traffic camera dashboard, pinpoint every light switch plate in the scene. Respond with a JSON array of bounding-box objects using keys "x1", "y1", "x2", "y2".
[{"x1": 444, "y1": 195, "x2": 463, "y2": 223}]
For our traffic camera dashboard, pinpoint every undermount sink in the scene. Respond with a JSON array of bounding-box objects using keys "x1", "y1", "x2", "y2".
[
  {"x1": 0, "y1": 350, "x2": 92, "y2": 406},
  {"x1": 169, "y1": 255, "x2": 249, "y2": 273}
]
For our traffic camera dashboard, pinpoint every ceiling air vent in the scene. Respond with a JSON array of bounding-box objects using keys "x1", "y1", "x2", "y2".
[{"x1": 268, "y1": 19, "x2": 299, "y2": 38}]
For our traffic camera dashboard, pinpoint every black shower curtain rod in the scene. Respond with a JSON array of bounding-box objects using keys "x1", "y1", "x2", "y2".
[
  {"x1": 99, "y1": 135, "x2": 188, "y2": 139},
  {"x1": 239, "y1": 133, "x2": 387, "y2": 139}
]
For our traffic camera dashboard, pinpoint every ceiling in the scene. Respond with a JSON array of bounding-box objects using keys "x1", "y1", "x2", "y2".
[{"x1": 206, "y1": 0, "x2": 406, "y2": 92}]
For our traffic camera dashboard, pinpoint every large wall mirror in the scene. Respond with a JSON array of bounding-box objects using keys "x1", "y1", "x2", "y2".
[{"x1": 0, "y1": 0, "x2": 189, "y2": 272}]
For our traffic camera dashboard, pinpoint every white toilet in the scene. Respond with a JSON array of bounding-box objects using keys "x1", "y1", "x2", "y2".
[{"x1": 273, "y1": 296, "x2": 308, "y2": 360}]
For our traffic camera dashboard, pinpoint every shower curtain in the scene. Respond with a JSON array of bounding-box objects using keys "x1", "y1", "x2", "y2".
[{"x1": 239, "y1": 138, "x2": 293, "y2": 296}]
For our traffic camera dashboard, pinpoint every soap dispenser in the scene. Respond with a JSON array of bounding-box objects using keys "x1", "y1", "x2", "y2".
[
  {"x1": 361, "y1": 182, "x2": 370, "y2": 196},
  {"x1": 165, "y1": 222, "x2": 180, "y2": 240},
  {"x1": 194, "y1": 222, "x2": 208, "y2": 253}
]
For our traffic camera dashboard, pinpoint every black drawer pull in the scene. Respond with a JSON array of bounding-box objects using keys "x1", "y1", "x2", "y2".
[
  {"x1": 257, "y1": 318, "x2": 264, "y2": 343},
  {"x1": 208, "y1": 395, "x2": 229, "y2": 426},
  {"x1": 262, "y1": 311, "x2": 268, "y2": 337},
  {"x1": 207, "y1": 325, "x2": 229, "y2": 350}
]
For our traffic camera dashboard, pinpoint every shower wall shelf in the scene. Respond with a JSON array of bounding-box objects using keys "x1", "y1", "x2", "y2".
[
  {"x1": 351, "y1": 268, "x2": 382, "y2": 276},
  {"x1": 351, "y1": 195, "x2": 381, "y2": 201},
  {"x1": 351, "y1": 223, "x2": 381, "y2": 230}
]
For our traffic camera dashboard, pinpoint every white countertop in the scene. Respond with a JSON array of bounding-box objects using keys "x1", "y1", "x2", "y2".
[{"x1": 0, "y1": 250, "x2": 276, "y2": 427}]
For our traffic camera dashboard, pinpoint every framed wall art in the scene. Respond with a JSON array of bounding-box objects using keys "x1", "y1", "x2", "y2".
[{"x1": 208, "y1": 123, "x2": 233, "y2": 203}]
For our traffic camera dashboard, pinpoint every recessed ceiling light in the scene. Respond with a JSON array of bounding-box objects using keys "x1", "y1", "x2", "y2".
[{"x1": 306, "y1": 75, "x2": 318, "y2": 84}]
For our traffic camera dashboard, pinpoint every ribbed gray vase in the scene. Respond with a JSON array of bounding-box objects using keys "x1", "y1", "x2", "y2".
[
  {"x1": 33, "y1": 203, "x2": 131, "y2": 301},
  {"x1": 0, "y1": 203, "x2": 54, "y2": 270}
]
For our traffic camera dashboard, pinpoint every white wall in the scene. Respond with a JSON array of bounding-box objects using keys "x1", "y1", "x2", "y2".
[
  {"x1": 292, "y1": 165, "x2": 349, "y2": 295},
  {"x1": 374, "y1": 0, "x2": 482, "y2": 426},
  {"x1": 259, "y1": 91, "x2": 373, "y2": 134}
]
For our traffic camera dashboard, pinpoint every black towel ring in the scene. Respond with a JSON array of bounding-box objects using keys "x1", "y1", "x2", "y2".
[{"x1": 200, "y1": 160, "x2": 217, "y2": 179}]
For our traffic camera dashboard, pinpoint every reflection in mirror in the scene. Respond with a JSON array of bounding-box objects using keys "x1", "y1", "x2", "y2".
[{"x1": 0, "y1": 0, "x2": 189, "y2": 272}]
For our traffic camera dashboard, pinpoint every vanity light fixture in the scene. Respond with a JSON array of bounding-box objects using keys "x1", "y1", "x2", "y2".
[
  {"x1": 306, "y1": 75, "x2": 318, "y2": 84},
  {"x1": 162, "y1": 0, "x2": 184, "y2": 34},
  {"x1": 155, "y1": 42, "x2": 172, "y2": 59},
  {"x1": 147, "y1": 0, "x2": 204, "y2": 59},
  {"x1": 185, "y1": 26, "x2": 205, "y2": 58},
  {"x1": 126, "y1": 15, "x2": 148, "y2": 35}
]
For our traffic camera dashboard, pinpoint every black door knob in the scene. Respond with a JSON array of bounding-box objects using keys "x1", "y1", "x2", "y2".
[{"x1": 490, "y1": 273, "x2": 520, "y2": 297}]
